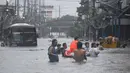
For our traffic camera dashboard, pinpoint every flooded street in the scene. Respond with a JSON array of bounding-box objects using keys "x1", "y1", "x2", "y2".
[{"x1": 0, "y1": 38, "x2": 130, "y2": 73}]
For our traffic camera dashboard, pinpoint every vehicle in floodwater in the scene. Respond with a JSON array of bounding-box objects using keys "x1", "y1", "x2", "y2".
[{"x1": 2, "y1": 23, "x2": 37, "y2": 47}]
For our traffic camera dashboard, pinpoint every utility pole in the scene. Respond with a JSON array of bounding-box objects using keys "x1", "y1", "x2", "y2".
[
  {"x1": 59, "y1": 5, "x2": 61, "y2": 18},
  {"x1": 58, "y1": 5, "x2": 61, "y2": 36},
  {"x1": 84, "y1": 0, "x2": 89, "y2": 39},
  {"x1": 92, "y1": 0, "x2": 96, "y2": 41},
  {"x1": 88, "y1": 0, "x2": 92, "y2": 41},
  {"x1": 34, "y1": 0, "x2": 37, "y2": 26},
  {"x1": 38, "y1": 0, "x2": 41, "y2": 37},
  {"x1": 42, "y1": 0, "x2": 45, "y2": 23},
  {"x1": 92, "y1": 0, "x2": 96, "y2": 17},
  {"x1": 39, "y1": 0, "x2": 41, "y2": 25},
  {"x1": 15, "y1": 0, "x2": 17, "y2": 14},
  {"x1": 30, "y1": 0, "x2": 33, "y2": 17},
  {"x1": 118, "y1": 0, "x2": 122, "y2": 40},
  {"x1": 23, "y1": 0, "x2": 26, "y2": 18},
  {"x1": 17, "y1": 0, "x2": 19, "y2": 16},
  {"x1": 27, "y1": 0, "x2": 30, "y2": 15},
  {"x1": 27, "y1": 0, "x2": 30, "y2": 23}
]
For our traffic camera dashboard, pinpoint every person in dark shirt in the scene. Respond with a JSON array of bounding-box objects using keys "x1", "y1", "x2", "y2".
[
  {"x1": 84, "y1": 42, "x2": 89, "y2": 52},
  {"x1": 48, "y1": 39, "x2": 59, "y2": 62},
  {"x1": 61, "y1": 43, "x2": 67, "y2": 57},
  {"x1": 57, "y1": 44, "x2": 61, "y2": 54}
]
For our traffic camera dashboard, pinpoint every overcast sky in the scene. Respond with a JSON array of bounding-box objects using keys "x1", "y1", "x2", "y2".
[
  {"x1": 0, "y1": 0, "x2": 6, "y2": 5},
  {"x1": 45, "y1": 0, "x2": 80, "y2": 18},
  {"x1": 0, "y1": 0, "x2": 80, "y2": 18}
]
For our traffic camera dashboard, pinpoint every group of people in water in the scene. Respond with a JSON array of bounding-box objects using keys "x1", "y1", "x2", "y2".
[{"x1": 48, "y1": 37, "x2": 104, "y2": 62}]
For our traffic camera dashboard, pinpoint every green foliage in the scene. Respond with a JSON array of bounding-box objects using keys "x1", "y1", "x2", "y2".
[
  {"x1": 60, "y1": 15, "x2": 76, "y2": 21},
  {"x1": 67, "y1": 23, "x2": 84, "y2": 37}
]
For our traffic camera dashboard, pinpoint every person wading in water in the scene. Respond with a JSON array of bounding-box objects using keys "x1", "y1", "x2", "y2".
[
  {"x1": 48, "y1": 39, "x2": 59, "y2": 62},
  {"x1": 61, "y1": 43, "x2": 67, "y2": 57},
  {"x1": 73, "y1": 42, "x2": 87, "y2": 62},
  {"x1": 65, "y1": 37, "x2": 79, "y2": 57}
]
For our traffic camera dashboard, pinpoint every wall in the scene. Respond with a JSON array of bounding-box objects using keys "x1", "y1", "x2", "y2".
[{"x1": 121, "y1": 19, "x2": 130, "y2": 25}]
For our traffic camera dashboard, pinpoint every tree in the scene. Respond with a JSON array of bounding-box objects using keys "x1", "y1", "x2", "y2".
[
  {"x1": 72, "y1": 0, "x2": 115, "y2": 39},
  {"x1": 67, "y1": 22, "x2": 84, "y2": 37}
]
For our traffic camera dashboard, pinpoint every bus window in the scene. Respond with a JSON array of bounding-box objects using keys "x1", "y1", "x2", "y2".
[
  {"x1": 12, "y1": 28, "x2": 22, "y2": 32},
  {"x1": 23, "y1": 28, "x2": 35, "y2": 32}
]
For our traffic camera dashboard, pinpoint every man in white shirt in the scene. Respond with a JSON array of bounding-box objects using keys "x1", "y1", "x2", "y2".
[{"x1": 87, "y1": 43, "x2": 100, "y2": 57}]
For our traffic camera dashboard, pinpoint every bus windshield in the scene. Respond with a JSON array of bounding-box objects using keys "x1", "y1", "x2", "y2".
[
  {"x1": 12, "y1": 27, "x2": 36, "y2": 32},
  {"x1": 3, "y1": 23, "x2": 37, "y2": 46},
  {"x1": 13, "y1": 33, "x2": 23, "y2": 42}
]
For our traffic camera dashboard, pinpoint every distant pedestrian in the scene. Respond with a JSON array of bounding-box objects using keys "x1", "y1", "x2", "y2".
[
  {"x1": 48, "y1": 39, "x2": 59, "y2": 62},
  {"x1": 97, "y1": 42, "x2": 104, "y2": 50}
]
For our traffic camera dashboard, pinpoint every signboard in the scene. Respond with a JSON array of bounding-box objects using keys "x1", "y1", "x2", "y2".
[
  {"x1": 41, "y1": 5, "x2": 54, "y2": 19},
  {"x1": 0, "y1": 0, "x2": 6, "y2": 5},
  {"x1": 41, "y1": 5, "x2": 54, "y2": 9}
]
